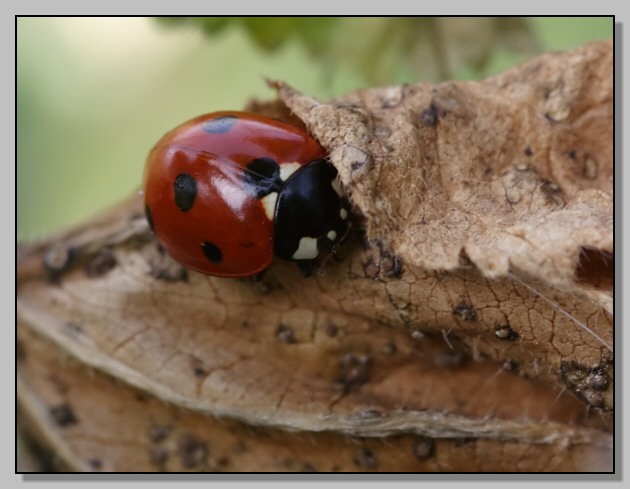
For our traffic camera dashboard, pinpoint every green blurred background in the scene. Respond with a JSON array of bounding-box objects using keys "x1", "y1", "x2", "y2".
[{"x1": 16, "y1": 17, "x2": 613, "y2": 241}]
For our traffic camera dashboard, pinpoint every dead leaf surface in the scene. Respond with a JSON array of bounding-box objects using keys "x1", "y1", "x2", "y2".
[{"x1": 17, "y1": 40, "x2": 613, "y2": 472}]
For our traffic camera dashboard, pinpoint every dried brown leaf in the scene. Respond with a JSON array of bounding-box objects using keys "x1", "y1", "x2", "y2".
[
  {"x1": 18, "y1": 325, "x2": 611, "y2": 472},
  {"x1": 275, "y1": 40, "x2": 612, "y2": 291},
  {"x1": 17, "y1": 40, "x2": 613, "y2": 472}
]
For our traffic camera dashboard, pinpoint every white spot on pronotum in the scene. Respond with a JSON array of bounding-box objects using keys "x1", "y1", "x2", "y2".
[
  {"x1": 331, "y1": 177, "x2": 344, "y2": 197},
  {"x1": 279, "y1": 162, "x2": 302, "y2": 181},
  {"x1": 292, "y1": 236, "x2": 319, "y2": 260},
  {"x1": 340, "y1": 208, "x2": 348, "y2": 220},
  {"x1": 327, "y1": 230, "x2": 337, "y2": 241},
  {"x1": 261, "y1": 192, "x2": 278, "y2": 221}
]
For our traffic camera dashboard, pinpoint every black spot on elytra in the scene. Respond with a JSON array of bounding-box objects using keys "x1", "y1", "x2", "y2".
[
  {"x1": 50, "y1": 404, "x2": 78, "y2": 427},
  {"x1": 202, "y1": 241, "x2": 222, "y2": 264},
  {"x1": 243, "y1": 157, "x2": 282, "y2": 199},
  {"x1": 145, "y1": 205, "x2": 154, "y2": 233},
  {"x1": 173, "y1": 173, "x2": 197, "y2": 212},
  {"x1": 524, "y1": 146, "x2": 533, "y2": 156},
  {"x1": 202, "y1": 114, "x2": 238, "y2": 134}
]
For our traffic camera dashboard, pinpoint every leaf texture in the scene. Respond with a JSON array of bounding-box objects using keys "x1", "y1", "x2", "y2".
[{"x1": 17, "y1": 40, "x2": 613, "y2": 472}]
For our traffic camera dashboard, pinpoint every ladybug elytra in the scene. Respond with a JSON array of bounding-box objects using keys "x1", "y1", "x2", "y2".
[{"x1": 143, "y1": 111, "x2": 350, "y2": 277}]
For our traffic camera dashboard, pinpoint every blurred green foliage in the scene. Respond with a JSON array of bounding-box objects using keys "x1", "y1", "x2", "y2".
[
  {"x1": 17, "y1": 17, "x2": 613, "y2": 240},
  {"x1": 160, "y1": 17, "x2": 543, "y2": 84}
]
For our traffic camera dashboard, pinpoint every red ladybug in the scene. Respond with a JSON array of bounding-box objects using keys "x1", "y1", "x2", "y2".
[{"x1": 143, "y1": 111, "x2": 351, "y2": 277}]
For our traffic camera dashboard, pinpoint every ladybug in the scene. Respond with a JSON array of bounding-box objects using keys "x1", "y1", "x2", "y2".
[{"x1": 143, "y1": 111, "x2": 351, "y2": 278}]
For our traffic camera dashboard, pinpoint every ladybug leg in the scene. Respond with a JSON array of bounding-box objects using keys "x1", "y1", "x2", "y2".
[
  {"x1": 295, "y1": 260, "x2": 315, "y2": 277},
  {"x1": 330, "y1": 226, "x2": 353, "y2": 262},
  {"x1": 252, "y1": 269, "x2": 268, "y2": 282}
]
